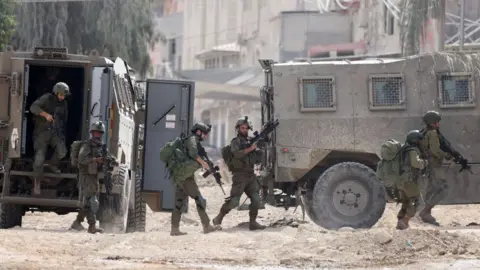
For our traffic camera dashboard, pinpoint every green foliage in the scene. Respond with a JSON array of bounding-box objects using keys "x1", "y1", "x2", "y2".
[
  {"x1": 0, "y1": 0, "x2": 17, "y2": 51},
  {"x1": 10, "y1": 0, "x2": 158, "y2": 77},
  {"x1": 399, "y1": 0, "x2": 442, "y2": 56}
]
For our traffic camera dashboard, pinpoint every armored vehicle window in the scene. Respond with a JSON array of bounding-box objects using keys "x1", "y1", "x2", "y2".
[
  {"x1": 299, "y1": 76, "x2": 336, "y2": 112},
  {"x1": 368, "y1": 74, "x2": 405, "y2": 110},
  {"x1": 438, "y1": 73, "x2": 475, "y2": 108}
]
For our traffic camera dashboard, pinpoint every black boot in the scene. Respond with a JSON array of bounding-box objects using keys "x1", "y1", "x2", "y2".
[
  {"x1": 88, "y1": 222, "x2": 104, "y2": 234},
  {"x1": 249, "y1": 214, "x2": 266, "y2": 231}
]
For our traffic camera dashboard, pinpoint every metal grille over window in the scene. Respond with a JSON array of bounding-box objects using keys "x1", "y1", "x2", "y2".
[
  {"x1": 439, "y1": 74, "x2": 474, "y2": 107},
  {"x1": 369, "y1": 75, "x2": 405, "y2": 109},
  {"x1": 300, "y1": 77, "x2": 335, "y2": 111}
]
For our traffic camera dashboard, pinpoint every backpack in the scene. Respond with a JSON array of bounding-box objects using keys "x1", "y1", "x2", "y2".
[
  {"x1": 70, "y1": 140, "x2": 87, "y2": 167},
  {"x1": 159, "y1": 136, "x2": 188, "y2": 168},
  {"x1": 221, "y1": 144, "x2": 234, "y2": 171},
  {"x1": 376, "y1": 139, "x2": 404, "y2": 187}
]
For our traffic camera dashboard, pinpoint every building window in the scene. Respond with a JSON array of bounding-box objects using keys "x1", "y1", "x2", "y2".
[
  {"x1": 383, "y1": 4, "x2": 395, "y2": 35},
  {"x1": 368, "y1": 75, "x2": 406, "y2": 110},
  {"x1": 438, "y1": 73, "x2": 475, "y2": 108},
  {"x1": 299, "y1": 76, "x2": 336, "y2": 112}
]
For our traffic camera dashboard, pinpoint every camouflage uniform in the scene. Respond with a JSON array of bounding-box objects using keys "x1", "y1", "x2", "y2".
[
  {"x1": 29, "y1": 82, "x2": 69, "y2": 194},
  {"x1": 419, "y1": 111, "x2": 452, "y2": 226},
  {"x1": 170, "y1": 122, "x2": 221, "y2": 236},
  {"x1": 213, "y1": 117, "x2": 266, "y2": 231},
  {"x1": 70, "y1": 121, "x2": 106, "y2": 234},
  {"x1": 396, "y1": 130, "x2": 428, "y2": 230}
]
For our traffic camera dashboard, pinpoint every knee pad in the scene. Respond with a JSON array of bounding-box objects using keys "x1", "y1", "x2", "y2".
[{"x1": 194, "y1": 195, "x2": 207, "y2": 210}]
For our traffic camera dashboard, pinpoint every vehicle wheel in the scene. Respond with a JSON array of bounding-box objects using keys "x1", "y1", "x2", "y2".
[
  {"x1": 0, "y1": 203, "x2": 23, "y2": 229},
  {"x1": 126, "y1": 172, "x2": 146, "y2": 233},
  {"x1": 304, "y1": 189, "x2": 320, "y2": 223},
  {"x1": 310, "y1": 162, "x2": 386, "y2": 230},
  {"x1": 98, "y1": 165, "x2": 130, "y2": 233}
]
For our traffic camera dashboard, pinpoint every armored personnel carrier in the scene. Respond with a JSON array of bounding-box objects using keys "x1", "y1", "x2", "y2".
[
  {"x1": 258, "y1": 52, "x2": 480, "y2": 229},
  {"x1": 0, "y1": 46, "x2": 146, "y2": 232}
]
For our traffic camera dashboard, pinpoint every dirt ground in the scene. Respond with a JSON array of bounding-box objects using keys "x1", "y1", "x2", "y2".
[{"x1": 2, "y1": 173, "x2": 480, "y2": 270}]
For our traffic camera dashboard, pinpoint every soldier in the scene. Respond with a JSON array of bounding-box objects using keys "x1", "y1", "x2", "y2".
[
  {"x1": 395, "y1": 130, "x2": 428, "y2": 230},
  {"x1": 170, "y1": 122, "x2": 222, "y2": 236},
  {"x1": 213, "y1": 117, "x2": 266, "y2": 231},
  {"x1": 419, "y1": 110, "x2": 452, "y2": 226},
  {"x1": 29, "y1": 82, "x2": 69, "y2": 195},
  {"x1": 70, "y1": 121, "x2": 106, "y2": 234}
]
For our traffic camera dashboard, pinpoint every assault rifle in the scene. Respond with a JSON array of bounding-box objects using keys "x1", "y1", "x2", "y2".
[
  {"x1": 51, "y1": 107, "x2": 66, "y2": 142},
  {"x1": 198, "y1": 147, "x2": 225, "y2": 195},
  {"x1": 247, "y1": 119, "x2": 279, "y2": 147},
  {"x1": 101, "y1": 144, "x2": 118, "y2": 195},
  {"x1": 437, "y1": 130, "x2": 480, "y2": 173}
]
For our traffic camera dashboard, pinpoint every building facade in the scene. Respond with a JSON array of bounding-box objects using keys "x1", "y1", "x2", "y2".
[
  {"x1": 181, "y1": 0, "x2": 360, "y2": 69},
  {"x1": 149, "y1": 1, "x2": 184, "y2": 78},
  {"x1": 351, "y1": 0, "x2": 480, "y2": 56}
]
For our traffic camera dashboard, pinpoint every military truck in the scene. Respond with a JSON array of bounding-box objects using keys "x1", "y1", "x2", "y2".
[
  {"x1": 258, "y1": 52, "x2": 480, "y2": 229},
  {"x1": 0, "y1": 46, "x2": 146, "y2": 232}
]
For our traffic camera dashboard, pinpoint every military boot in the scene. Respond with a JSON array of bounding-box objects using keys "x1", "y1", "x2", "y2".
[
  {"x1": 419, "y1": 205, "x2": 440, "y2": 226},
  {"x1": 170, "y1": 226, "x2": 188, "y2": 236},
  {"x1": 396, "y1": 217, "x2": 410, "y2": 230},
  {"x1": 70, "y1": 219, "x2": 85, "y2": 231},
  {"x1": 87, "y1": 223, "x2": 104, "y2": 234},
  {"x1": 170, "y1": 211, "x2": 187, "y2": 236},
  {"x1": 203, "y1": 223, "x2": 222, "y2": 234},
  {"x1": 249, "y1": 215, "x2": 266, "y2": 231},
  {"x1": 212, "y1": 211, "x2": 227, "y2": 226}
]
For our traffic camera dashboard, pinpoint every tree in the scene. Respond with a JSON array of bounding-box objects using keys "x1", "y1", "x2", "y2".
[
  {"x1": 0, "y1": 0, "x2": 17, "y2": 51},
  {"x1": 10, "y1": 0, "x2": 158, "y2": 78},
  {"x1": 399, "y1": 0, "x2": 444, "y2": 56}
]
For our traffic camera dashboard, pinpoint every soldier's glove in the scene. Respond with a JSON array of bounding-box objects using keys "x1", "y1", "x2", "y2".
[{"x1": 94, "y1": 157, "x2": 104, "y2": 164}]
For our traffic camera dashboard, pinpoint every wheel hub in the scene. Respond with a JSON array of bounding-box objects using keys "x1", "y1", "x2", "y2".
[{"x1": 333, "y1": 180, "x2": 369, "y2": 217}]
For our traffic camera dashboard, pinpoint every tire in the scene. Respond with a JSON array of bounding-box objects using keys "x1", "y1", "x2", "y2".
[
  {"x1": 310, "y1": 162, "x2": 386, "y2": 230},
  {"x1": 0, "y1": 203, "x2": 23, "y2": 229},
  {"x1": 304, "y1": 189, "x2": 320, "y2": 224},
  {"x1": 126, "y1": 172, "x2": 146, "y2": 233}
]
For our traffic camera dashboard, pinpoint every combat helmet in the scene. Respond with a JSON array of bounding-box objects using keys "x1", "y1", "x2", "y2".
[
  {"x1": 406, "y1": 130, "x2": 424, "y2": 145},
  {"x1": 191, "y1": 122, "x2": 211, "y2": 134},
  {"x1": 422, "y1": 110, "x2": 441, "y2": 125},
  {"x1": 53, "y1": 82, "x2": 70, "y2": 96},
  {"x1": 235, "y1": 116, "x2": 252, "y2": 130},
  {"x1": 90, "y1": 121, "x2": 105, "y2": 133}
]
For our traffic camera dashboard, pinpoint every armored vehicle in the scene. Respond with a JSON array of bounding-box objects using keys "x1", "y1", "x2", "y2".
[
  {"x1": 258, "y1": 52, "x2": 480, "y2": 229},
  {"x1": 0, "y1": 46, "x2": 146, "y2": 232}
]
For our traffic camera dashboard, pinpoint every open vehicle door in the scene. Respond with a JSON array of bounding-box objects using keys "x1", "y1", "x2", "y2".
[
  {"x1": 90, "y1": 64, "x2": 114, "y2": 146},
  {"x1": 141, "y1": 79, "x2": 194, "y2": 211}
]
